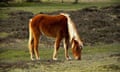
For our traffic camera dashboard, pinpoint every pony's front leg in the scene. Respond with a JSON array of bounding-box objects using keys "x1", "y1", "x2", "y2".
[
  {"x1": 53, "y1": 36, "x2": 62, "y2": 60},
  {"x1": 63, "y1": 38, "x2": 71, "y2": 60}
]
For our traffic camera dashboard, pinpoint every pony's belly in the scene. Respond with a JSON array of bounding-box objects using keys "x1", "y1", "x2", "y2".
[{"x1": 41, "y1": 30, "x2": 57, "y2": 38}]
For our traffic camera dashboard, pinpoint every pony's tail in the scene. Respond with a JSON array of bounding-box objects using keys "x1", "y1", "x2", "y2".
[{"x1": 28, "y1": 19, "x2": 34, "y2": 49}]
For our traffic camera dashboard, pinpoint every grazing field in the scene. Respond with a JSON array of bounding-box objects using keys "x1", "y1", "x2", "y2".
[
  {"x1": 0, "y1": 1, "x2": 120, "y2": 72},
  {"x1": 0, "y1": 40, "x2": 120, "y2": 72}
]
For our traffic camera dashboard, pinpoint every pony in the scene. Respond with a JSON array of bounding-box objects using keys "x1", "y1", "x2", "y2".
[{"x1": 28, "y1": 13, "x2": 83, "y2": 60}]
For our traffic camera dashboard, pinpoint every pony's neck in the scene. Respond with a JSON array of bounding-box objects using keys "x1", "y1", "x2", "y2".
[{"x1": 60, "y1": 13, "x2": 83, "y2": 47}]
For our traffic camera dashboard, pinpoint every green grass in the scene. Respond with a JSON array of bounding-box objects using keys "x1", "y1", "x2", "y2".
[
  {"x1": 0, "y1": 40, "x2": 120, "y2": 72},
  {"x1": 0, "y1": 32, "x2": 10, "y2": 38},
  {"x1": 8, "y1": 2, "x2": 116, "y2": 12},
  {"x1": 0, "y1": 1, "x2": 120, "y2": 19}
]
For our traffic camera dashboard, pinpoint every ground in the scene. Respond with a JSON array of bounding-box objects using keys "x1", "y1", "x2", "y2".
[{"x1": 0, "y1": 41, "x2": 120, "y2": 72}]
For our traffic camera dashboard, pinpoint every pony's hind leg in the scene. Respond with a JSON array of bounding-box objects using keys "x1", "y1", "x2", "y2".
[
  {"x1": 32, "y1": 29, "x2": 40, "y2": 60},
  {"x1": 28, "y1": 22, "x2": 35, "y2": 60},
  {"x1": 28, "y1": 38, "x2": 35, "y2": 60}
]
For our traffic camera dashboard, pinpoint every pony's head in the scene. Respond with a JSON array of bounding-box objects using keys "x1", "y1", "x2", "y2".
[{"x1": 71, "y1": 38, "x2": 83, "y2": 60}]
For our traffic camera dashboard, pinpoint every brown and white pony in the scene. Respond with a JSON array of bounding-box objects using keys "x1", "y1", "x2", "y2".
[{"x1": 28, "y1": 13, "x2": 83, "y2": 60}]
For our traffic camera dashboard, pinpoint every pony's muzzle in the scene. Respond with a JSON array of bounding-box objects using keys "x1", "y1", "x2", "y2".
[{"x1": 75, "y1": 56, "x2": 81, "y2": 60}]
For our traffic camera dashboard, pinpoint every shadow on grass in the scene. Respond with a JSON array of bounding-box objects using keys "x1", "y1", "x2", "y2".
[
  {"x1": 99, "y1": 64, "x2": 120, "y2": 71},
  {"x1": 0, "y1": 59, "x2": 63, "y2": 72}
]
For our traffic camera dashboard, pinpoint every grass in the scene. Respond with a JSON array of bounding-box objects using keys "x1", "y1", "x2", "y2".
[
  {"x1": 0, "y1": 40, "x2": 120, "y2": 72},
  {"x1": 0, "y1": 1, "x2": 120, "y2": 19},
  {"x1": 0, "y1": 32, "x2": 10, "y2": 38}
]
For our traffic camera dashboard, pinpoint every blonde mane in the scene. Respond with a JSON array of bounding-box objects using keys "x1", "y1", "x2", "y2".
[{"x1": 60, "y1": 13, "x2": 83, "y2": 47}]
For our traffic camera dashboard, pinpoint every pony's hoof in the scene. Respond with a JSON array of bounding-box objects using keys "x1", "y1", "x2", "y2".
[
  {"x1": 66, "y1": 56, "x2": 72, "y2": 60},
  {"x1": 31, "y1": 58, "x2": 35, "y2": 61},
  {"x1": 37, "y1": 58, "x2": 40, "y2": 60},
  {"x1": 53, "y1": 58, "x2": 58, "y2": 61}
]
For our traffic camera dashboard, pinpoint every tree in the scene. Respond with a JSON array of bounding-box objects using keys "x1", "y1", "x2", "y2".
[
  {"x1": 26, "y1": 0, "x2": 42, "y2": 2},
  {"x1": 61, "y1": 0, "x2": 64, "y2": 3},
  {"x1": 73, "y1": 0, "x2": 78, "y2": 4},
  {"x1": 26, "y1": 0, "x2": 33, "y2": 2},
  {"x1": 0, "y1": 0, "x2": 13, "y2": 4}
]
